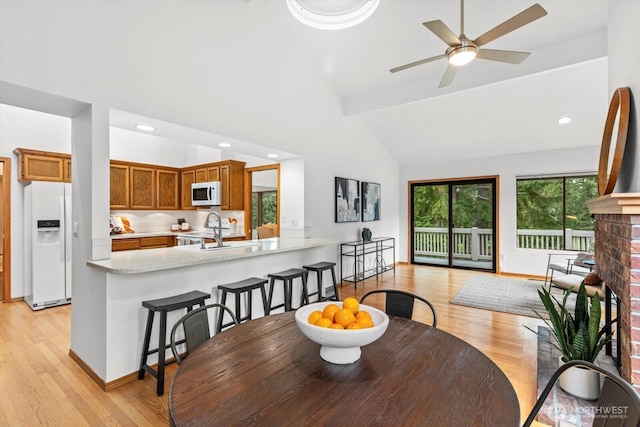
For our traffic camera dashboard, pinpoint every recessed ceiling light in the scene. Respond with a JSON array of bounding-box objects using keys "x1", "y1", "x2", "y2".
[
  {"x1": 218, "y1": 142, "x2": 232, "y2": 148},
  {"x1": 286, "y1": 0, "x2": 379, "y2": 30},
  {"x1": 267, "y1": 154, "x2": 279, "y2": 159},
  {"x1": 135, "y1": 124, "x2": 156, "y2": 131},
  {"x1": 557, "y1": 116, "x2": 572, "y2": 125}
]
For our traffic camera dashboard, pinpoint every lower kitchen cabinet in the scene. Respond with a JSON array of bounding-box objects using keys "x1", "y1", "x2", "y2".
[
  {"x1": 112, "y1": 236, "x2": 176, "y2": 252},
  {"x1": 112, "y1": 238, "x2": 141, "y2": 252}
]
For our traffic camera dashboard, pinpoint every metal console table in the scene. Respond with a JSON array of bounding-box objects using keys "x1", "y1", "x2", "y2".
[{"x1": 340, "y1": 237, "x2": 395, "y2": 288}]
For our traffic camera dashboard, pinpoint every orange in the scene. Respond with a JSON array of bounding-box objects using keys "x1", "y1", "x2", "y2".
[
  {"x1": 356, "y1": 310, "x2": 372, "y2": 320},
  {"x1": 328, "y1": 323, "x2": 345, "y2": 330},
  {"x1": 334, "y1": 308, "x2": 356, "y2": 328},
  {"x1": 315, "y1": 318, "x2": 333, "y2": 328},
  {"x1": 346, "y1": 322, "x2": 363, "y2": 330},
  {"x1": 356, "y1": 316, "x2": 374, "y2": 328},
  {"x1": 322, "y1": 303, "x2": 340, "y2": 322},
  {"x1": 308, "y1": 310, "x2": 323, "y2": 325},
  {"x1": 342, "y1": 297, "x2": 360, "y2": 314}
]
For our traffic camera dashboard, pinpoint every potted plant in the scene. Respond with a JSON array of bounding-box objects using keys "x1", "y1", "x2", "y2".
[{"x1": 526, "y1": 281, "x2": 617, "y2": 400}]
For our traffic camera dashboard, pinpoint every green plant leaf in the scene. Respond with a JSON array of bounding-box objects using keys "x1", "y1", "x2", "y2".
[
  {"x1": 588, "y1": 290, "x2": 601, "y2": 355},
  {"x1": 574, "y1": 282, "x2": 588, "y2": 327}
]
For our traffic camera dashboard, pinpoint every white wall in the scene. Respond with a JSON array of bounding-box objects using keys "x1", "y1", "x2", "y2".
[
  {"x1": 110, "y1": 127, "x2": 220, "y2": 167},
  {"x1": 0, "y1": 104, "x2": 72, "y2": 298},
  {"x1": 609, "y1": 1, "x2": 640, "y2": 193},
  {"x1": 400, "y1": 146, "x2": 600, "y2": 277}
]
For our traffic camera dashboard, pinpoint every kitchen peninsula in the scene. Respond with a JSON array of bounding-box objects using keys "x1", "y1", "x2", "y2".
[{"x1": 80, "y1": 237, "x2": 339, "y2": 390}]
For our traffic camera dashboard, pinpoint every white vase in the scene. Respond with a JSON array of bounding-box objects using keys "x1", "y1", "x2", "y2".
[{"x1": 558, "y1": 357, "x2": 601, "y2": 400}]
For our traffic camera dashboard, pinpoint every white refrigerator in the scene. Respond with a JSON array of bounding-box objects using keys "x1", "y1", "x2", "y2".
[{"x1": 24, "y1": 181, "x2": 72, "y2": 310}]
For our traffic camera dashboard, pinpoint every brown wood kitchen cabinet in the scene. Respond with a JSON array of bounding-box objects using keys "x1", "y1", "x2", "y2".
[
  {"x1": 111, "y1": 160, "x2": 180, "y2": 210},
  {"x1": 181, "y1": 169, "x2": 196, "y2": 209},
  {"x1": 220, "y1": 160, "x2": 245, "y2": 210},
  {"x1": 195, "y1": 166, "x2": 220, "y2": 183},
  {"x1": 14, "y1": 148, "x2": 72, "y2": 182},
  {"x1": 130, "y1": 165, "x2": 155, "y2": 209},
  {"x1": 112, "y1": 236, "x2": 176, "y2": 252},
  {"x1": 110, "y1": 162, "x2": 130, "y2": 209},
  {"x1": 156, "y1": 168, "x2": 180, "y2": 209},
  {"x1": 181, "y1": 160, "x2": 245, "y2": 210}
]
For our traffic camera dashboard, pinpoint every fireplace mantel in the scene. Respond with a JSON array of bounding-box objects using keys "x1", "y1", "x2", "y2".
[{"x1": 586, "y1": 193, "x2": 640, "y2": 214}]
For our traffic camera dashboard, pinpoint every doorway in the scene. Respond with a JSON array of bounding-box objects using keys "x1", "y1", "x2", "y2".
[
  {"x1": 410, "y1": 177, "x2": 497, "y2": 272},
  {"x1": 1, "y1": 157, "x2": 11, "y2": 302},
  {"x1": 244, "y1": 164, "x2": 280, "y2": 239}
]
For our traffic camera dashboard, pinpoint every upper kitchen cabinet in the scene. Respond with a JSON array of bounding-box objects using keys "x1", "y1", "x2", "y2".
[
  {"x1": 14, "y1": 148, "x2": 71, "y2": 182},
  {"x1": 195, "y1": 165, "x2": 220, "y2": 183},
  {"x1": 156, "y1": 168, "x2": 180, "y2": 209},
  {"x1": 111, "y1": 159, "x2": 244, "y2": 211},
  {"x1": 181, "y1": 160, "x2": 245, "y2": 210},
  {"x1": 110, "y1": 162, "x2": 130, "y2": 209},
  {"x1": 219, "y1": 160, "x2": 245, "y2": 210},
  {"x1": 181, "y1": 169, "x2": 196, "y2": 209},
  {"x1": 111, "y1": 160, "x2": 180, "y2": 210},
  {"x1": 130, "y1": 165, "x2": 155, "y2": 209}
]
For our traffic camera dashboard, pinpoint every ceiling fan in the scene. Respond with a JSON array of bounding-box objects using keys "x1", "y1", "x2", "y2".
[{"x1": 390, "y1": 0, "x2": 547, "y2": 88}]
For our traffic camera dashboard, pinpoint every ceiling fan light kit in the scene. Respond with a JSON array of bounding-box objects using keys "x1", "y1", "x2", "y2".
[
  {"x1": 446, "y1": 40, "x2": 478, "y2": 66},
  {"x1": 390, "y1": 0, "x2": 547, "y2": 87}
]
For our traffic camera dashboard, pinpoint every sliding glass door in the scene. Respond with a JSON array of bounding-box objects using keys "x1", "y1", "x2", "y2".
[{"x1": 411, "y1": 178, "x2": 496, "y2": 272}]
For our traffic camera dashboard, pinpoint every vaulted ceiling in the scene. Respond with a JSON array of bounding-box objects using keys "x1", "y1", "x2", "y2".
[
  {"x1": 3, "y1": 0, "x2": 610, "y2": 165},
  {"x1": 116, "y1": 0, "x2": 609, "y2": 164}
]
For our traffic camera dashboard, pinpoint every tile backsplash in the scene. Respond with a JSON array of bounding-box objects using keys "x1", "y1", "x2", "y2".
[{"x1": 110, "y1": 209, "x2": 244, "y2": 233}]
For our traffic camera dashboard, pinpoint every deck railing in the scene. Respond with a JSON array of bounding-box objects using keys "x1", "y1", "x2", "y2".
[
  {"x1": 413, "y1": 227, "x2": 595, "y2": 260},
  {"x1": 515, "y1": 229, "x2": 594, "y2": 251}
]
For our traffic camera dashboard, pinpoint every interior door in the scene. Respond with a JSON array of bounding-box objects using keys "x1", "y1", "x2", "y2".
[{"x1": 411, "y1": 178, "x2": 496, "y2": 272}]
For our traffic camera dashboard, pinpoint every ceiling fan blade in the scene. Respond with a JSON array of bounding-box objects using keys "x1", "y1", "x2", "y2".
[
  {"x1": 438, "y1": 64, "x2": 458, "y2": 88},
  {"x1": 423, "y1": 20, "x2": 461, "y2": 47},
  {"x1": 476, "y1": 48, "x2": 530, "y2": 64},
  {"x1": 390, "y1": 54, "x2": 446, "y2": 73},
  {"x1": 473, "y1": 3, "x2": 547, "y2": 47}
]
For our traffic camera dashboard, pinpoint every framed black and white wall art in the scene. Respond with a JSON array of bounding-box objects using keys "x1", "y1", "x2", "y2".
[
  {"x1": 361, "y1": 182, "x2": 381, "y2": 221},
  {"x1": 335, "y1": 177, "x2": 360, "y2": 223}
]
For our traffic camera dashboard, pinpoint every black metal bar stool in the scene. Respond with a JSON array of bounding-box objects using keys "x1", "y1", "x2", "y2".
[
  {"x1": 217, "y1": 277, "x2": 269, "y2": 332},
  {"x1": 267, "y1": 268, "x2": 309, "y2": 313},
  {"x1": 138, "y1": 290, "x2": 210, "y2": 396},
  {"x1": 303, "y1": 261, "x2": 340, "y2": 302}
]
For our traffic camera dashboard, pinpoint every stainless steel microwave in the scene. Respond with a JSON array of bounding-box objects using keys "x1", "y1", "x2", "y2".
[{"x1": 191, "y1": 181, "x2": 221, "y2": 206}]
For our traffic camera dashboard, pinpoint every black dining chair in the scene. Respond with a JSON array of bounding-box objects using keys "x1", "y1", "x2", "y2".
[
  {"x1": 523, "y1": 360, "x2": 640, "y2": 427},
  {"x1": 170, "y1": 303, "x2": 239, "y2": 365},
  {"x1": 359, "y1": 289, "x2": 437, "y2": 327}
]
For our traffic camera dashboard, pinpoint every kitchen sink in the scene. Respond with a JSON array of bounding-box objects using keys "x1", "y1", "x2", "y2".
[{"x1": 175, "y1": 241, "x2": 260, "y2": 252}]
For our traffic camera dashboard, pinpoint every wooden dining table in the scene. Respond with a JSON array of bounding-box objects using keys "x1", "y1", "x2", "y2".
[{"x1": 169, "y1": 312, "x2": 520, "y2": 426}]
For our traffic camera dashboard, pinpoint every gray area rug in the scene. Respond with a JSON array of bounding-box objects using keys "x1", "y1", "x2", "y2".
[{"x1": 451, "y1": 275, "x2": 575, "y2": 319}]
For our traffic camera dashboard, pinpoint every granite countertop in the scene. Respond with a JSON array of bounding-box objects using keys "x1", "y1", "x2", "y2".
[
  {"x1": 110, "y1": 230, "x2": 246, "y2": 239},
  {"x1": 88, "y1": 237, "x2": 338, "y2": 275}
]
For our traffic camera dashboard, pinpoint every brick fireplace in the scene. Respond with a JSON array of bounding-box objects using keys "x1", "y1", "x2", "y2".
[{"x1": 587, "y1": 193, "x2": 640, "y2": 390}]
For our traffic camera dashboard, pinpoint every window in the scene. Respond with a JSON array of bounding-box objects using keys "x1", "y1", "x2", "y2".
[
  {"x1": 516, "y1": 176, "x2": 597, "y2": 251},
  {"x1": 252, "y1": 191, "x2": 277, "y2": 228}
]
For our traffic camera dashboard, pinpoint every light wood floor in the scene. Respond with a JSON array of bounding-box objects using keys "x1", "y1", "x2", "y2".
[{"x1": 0, "y1": 265, "x2": 546, "y2": 426}]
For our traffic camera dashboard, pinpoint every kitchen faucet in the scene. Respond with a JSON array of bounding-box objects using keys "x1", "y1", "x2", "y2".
[{"x1": 204, "y1": 211, "x2": 224, "y2": 247}]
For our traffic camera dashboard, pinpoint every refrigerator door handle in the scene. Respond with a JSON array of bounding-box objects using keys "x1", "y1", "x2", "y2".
[{"x1": 59, "y1": 196, "x2": 65, "y2": 263}]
